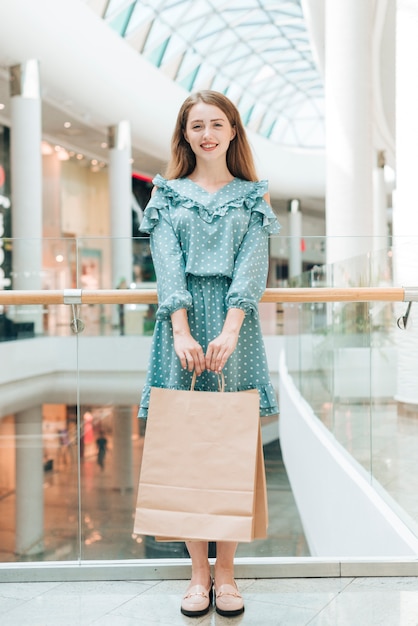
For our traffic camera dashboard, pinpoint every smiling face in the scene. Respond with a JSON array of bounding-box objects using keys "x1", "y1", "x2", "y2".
[{"x1": 183, "y1": 102, "x2": 236, "y2": 164}]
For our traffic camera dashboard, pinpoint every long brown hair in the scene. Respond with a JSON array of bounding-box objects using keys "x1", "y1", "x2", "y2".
[{"x1": 165, "y1": 90, "x2": 258, "y2": 181}]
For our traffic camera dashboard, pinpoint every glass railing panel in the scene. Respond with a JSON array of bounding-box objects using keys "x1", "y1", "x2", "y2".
[
  {"x1": 370, "y1": 298, "x2": 418, "y2": 535},
  {"x1": 0, "y1": 303, "x2": 79, "y2": 562},
  {"x1": 327, "y1": 299, "x2": 373, "y2": 475},
  {"x1": 75, "y1": 326, "x2": 145, "y2": 561},
  {"x1": 72, "y1": 237, "x2": 156, "y2": 337},
  {"x1": 72, "y1": 236, "x2": 310, "y2": 560},
  {"x1": 71, "y1": 236, "x2": 157, "y2": 559},
  {"x1": 1, "y1": 238, "x2": 78, "y2": 339},
  {"x1": 281, "y1": 236, "x2": 418, "y2": 550},
  {"x1": 3, "y1": 235, "x2": 418, "y2": 567},
  {"x1": 282, "y1": 239, "x2": 381, "y2": 479}
]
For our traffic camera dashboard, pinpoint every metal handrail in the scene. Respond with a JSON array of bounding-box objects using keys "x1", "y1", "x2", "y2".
[{"x1": 0, "y1": 286, "x2": 416, "y2": 305}]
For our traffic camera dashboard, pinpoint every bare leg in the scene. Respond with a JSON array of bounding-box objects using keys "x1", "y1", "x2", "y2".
[
  {"x1": 213, "y1": 541, "x2": 238, "y2": 586},
  {"x1": 185, "y1": 541, "x2": 211, "y2": 586},
  {"x1": 181, "y1": 541, "x2": 212, "y2": 617},
  {"x1": 213, "y1": 542, "x2": 244, "y2": 616}
]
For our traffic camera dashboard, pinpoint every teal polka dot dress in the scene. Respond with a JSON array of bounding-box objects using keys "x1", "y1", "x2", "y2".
[{"x1": 138, "y1": 175, "x2": 281, "y2": 418}]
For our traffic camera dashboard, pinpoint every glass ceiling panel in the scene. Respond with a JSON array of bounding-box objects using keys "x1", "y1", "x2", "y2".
[
  {"x1": 156, "y1": 3, "x2": 189, "y2": 24},
  {"x1": 211, "y1": 74, "x2": 231, "y2": 93},
  {"x1": 105, "y1": 0, "x2": 132, "y2": 18},
  {"x1": 143, "y1": 20, "x2": 170, "y2": 51},
  {"x1": 125, "y1": 4, "x2": 154, "y2": 37},
  {"x1": 108, "y1": 4, "x2": 134, "y2": 36},
  {"x1": 176, "y1": 51, "x2": 203, "y2": 78},
  {"x1": 176, "y1": 0, "x2": 210, "y2": 20},
  {"x1": 99, "y1": 0, "x2": 324, "y2": 149},
  {"x1": 163, "y1": 32, "x2": 190, "y2": 62}
]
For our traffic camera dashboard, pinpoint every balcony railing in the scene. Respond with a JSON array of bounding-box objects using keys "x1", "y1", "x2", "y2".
[
  {"x1": 0, "y1": 286, "x2": 412, "y2": 305},
  {"x1": 2, "y1": 230, "x2": 418, "y2": 580},
  {"x1": 1, "y1": 284, "x2": 418, "y2": 581}
]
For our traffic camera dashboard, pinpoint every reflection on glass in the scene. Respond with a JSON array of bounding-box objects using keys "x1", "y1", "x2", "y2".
[{"x1": 282, "y1": 240, "x2": 418, "y2": 552}]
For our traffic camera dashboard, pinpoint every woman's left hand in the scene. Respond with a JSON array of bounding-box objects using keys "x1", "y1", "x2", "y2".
[{"x1": 205, "y1": 330, "x2": 239, "y2": 373}]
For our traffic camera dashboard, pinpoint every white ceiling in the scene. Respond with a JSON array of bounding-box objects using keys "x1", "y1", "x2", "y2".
[{"x1": 0, "y1": 67, "x2": 166, "y2": 177}]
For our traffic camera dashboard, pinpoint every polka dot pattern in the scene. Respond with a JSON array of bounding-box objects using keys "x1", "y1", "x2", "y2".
[{"x1": 138, "y1": 175, "x2": 281, "y2": 418}]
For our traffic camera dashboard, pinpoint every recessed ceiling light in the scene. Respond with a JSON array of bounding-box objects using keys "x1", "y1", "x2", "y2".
[
  {"x1": 64, "y1": 121, "x2": 72, "y2": 128},
  {"x1": 57, "y1": 149, "x2": 70, "y2": 161},
  {"x1": 41, "y1": 141, "x2": 53, "y2": 155}
]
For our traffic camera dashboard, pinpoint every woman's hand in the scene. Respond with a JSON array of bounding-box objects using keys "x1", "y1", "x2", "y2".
[
  {"x1": 171, "y1": 308, "x2": 205, "y2": 374},
  {"x1": 206, "y1": 307, "x2": 245, "y2": 372},
  {"x1": 205, "y1": 329, "x2": 239, "y2": 373},
  {"x1": 173, "y1": 330, "x2": 206, "y2": 374}
]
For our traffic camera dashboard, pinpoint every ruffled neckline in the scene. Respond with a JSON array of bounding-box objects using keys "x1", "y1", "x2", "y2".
[
  {"x1": 185, "y1": 177, "x2": 237, "y2": 196},
  {"x1": 152, "y1": 174, "x2": 279, "y2": 232}
]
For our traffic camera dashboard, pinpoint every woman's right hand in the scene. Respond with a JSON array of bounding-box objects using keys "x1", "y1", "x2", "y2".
[{"x1": 173, "y1": 330, "x2": 206, "y2": 375}]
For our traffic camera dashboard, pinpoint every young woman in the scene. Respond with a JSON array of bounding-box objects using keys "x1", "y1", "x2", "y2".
[{"x1": 138, "y1": 90, "x2": 280, "y2": 617}]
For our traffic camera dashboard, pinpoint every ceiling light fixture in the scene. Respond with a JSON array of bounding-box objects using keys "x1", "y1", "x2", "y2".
[
  {"x1": 57, "y1": 149, "x2": 70, "y2": 161},
  {"x1": 41, "y1": 141, "x2": 53, "y2": 155}
]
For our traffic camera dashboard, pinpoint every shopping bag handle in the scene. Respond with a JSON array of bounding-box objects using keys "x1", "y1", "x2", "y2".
[{"x1": 191, "y1": 371, "x2": 225, "y2": 392}]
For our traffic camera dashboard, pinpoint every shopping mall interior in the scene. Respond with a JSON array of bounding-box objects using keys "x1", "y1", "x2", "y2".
[{"x1": 1, "y1": 0, "x2": 418, "y2": 624}]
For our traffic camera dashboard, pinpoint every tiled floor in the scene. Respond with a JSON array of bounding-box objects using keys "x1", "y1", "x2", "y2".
[{"x1": 2, "y1": 576, "x2": 418, "y2": 625}]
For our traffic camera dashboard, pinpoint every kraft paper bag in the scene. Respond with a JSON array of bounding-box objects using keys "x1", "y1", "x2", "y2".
[
  {"x1": 134, "y1": 375, "x2": 268, "y2": 543},
  {"x1": 252, "y1": 422, "x2": 268, "y2": 540},
  {"x1": 155, "y1": 423, "x2": 267, "y2": 544}
]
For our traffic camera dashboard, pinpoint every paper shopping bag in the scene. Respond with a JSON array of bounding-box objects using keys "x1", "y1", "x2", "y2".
[
  {"x1": 134, "y1": 375, "x2": 268, "y2": 542},
  {"x1": 252, "y1": 421, "x2": 268, "y2": 539},
  {"x1": 155, "y1": 422, "x2": 268, "y2": 544}
]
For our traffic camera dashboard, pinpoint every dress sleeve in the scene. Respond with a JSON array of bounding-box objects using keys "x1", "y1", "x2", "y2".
[
  {"x1": 226, "y1": 203, "x2": 272, "y2": 316},
  {"x1": 140, "y1": 184, "x2": 192, "y2": 320}
]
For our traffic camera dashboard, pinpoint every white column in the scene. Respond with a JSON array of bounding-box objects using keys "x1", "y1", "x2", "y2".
[
  {"x1": 325, "y1": 0, "x2": 374, "y2": 266},
  {"x1": 288, "y1": 199, "x2": 303, "y2": 280},
  {"x1": 108, "y1": 121, "x2": 133, "y2": 290},
  {"x1": 393, "y1": 0, "x2": 418, "y2": 405},
  {"x1": 112, "y1": 406, "x2": 133, "y2": 492},
  {"x1": 9, "y1": 60, "x2": 43, "y2": 332},
  {"x1": 15, "y1": 406, "x2": 44, "y2": 555}
]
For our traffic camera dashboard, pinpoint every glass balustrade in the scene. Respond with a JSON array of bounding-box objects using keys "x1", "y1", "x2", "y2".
[
  {"x1": 280, "y1": 236, "x2": 418, "y2": 557},
  {"x1": 1, "y1": 236, "x2": 418, "y2": 571}
]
